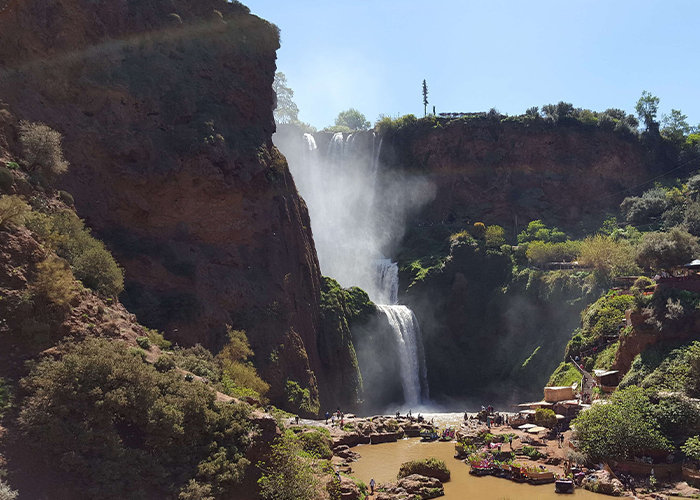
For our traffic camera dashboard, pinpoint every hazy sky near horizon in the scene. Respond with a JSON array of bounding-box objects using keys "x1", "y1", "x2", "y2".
[{"x1": 246, "y1": 1, "x2": 700, "y2": 131}]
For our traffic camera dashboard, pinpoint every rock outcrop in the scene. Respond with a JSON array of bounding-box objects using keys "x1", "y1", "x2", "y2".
[
  {"x1": 376, "y1": 474, "x2": 445, "y2": 499},
  {"x1": 0, "y1": 0, "x2": 324, "y2": 410}
]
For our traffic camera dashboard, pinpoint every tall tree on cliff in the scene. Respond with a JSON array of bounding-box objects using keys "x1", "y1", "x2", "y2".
[
  {"x1": 635, "y1": 90, "x2": 660, "y2": 133},
  {"x1": 273, "y1": 72, "x2": 299, "y2": 124},
  {"x1": 422, "y1": 79, "x2": 429, "y2": 117}
]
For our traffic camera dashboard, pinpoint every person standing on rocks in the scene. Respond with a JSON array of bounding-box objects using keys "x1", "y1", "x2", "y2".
[{"x1": 369, "y1": 478, "x2": 375, "y2": 495}]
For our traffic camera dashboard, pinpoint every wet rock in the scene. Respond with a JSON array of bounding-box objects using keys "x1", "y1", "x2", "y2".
[
  {"x1": 582, "y1": 470, "x2": 624, "y2": 496},
  {"x1": 370, "y1": 432, "x2": 402, "y2": 444},
  {"x1": 376, "y1": 474, "x2": 444, "y2": 499}
]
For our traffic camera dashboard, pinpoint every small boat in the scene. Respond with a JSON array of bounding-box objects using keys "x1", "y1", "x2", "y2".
[
  {"x1": 420, "y1": 428, "x2": 439, "y2": 441},
  {"x1": 439, "y1": 427, "x2": 455, "y2": 441},
  {"x1": 555, "y1": 478, "x2": 575, "y2": 493},
  {"x1": 469, "y1": 465, "x2": 495, "y2": 476}
]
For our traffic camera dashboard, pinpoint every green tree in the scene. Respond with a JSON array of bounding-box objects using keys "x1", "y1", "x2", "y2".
[
  {"x1": 577, "y1": 234, "x2": 639, "y2": 282},
  {"x1": 571, "y1": 386, "x2": 672, "y2": 462},
  {"x1": 422, "y1": 79, "x2": 429, "y2": 117},
  {"x1": 635, "y1": 90, "x2": 660, "y2": 131},
  {"x1": 258, "y1": 431, "x2": 320, "y2": 500},
  {"x1": 535, "y1": 408, "x2": 557, "y2": 428},
  {"x1": 18, "y1": 121, "x2": 69, "y2": 182},
  {"x1": 682, "y1": 435, "x2": 700, "y2": 463},
  {"x1": 636, "y1": 227, "x2": 699, "y2": 271},
  {"x1": 334, "y1": 108, "x2": 370, "y2": 131},
  {"x1": 484, "y1": 225, "x2": 506, "y2": 248},
  {"x1": 0, "y1": 195, "x2": 30, "y2": 228},
  {"x1": 273, "y1": 72, "x2": 299, "y2": 124},
  {"x1": 662, "y1": 109, "x2": 692, "y2": 144},
  {"x1": 217, "y1": 326, "x2": 269, "y2": 400}
]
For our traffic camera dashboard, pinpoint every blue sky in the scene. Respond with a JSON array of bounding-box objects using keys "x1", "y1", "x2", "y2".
[{"x1": 246, "y1": 1, "x2": 700, "y2": 131}]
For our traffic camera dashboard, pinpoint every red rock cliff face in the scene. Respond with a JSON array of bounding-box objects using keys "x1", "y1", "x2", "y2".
[
  {"x1": 381, "y1": 118, "x2": 652, "y2": 232},
  {"x1": 0, "y1": 0, "x2": 323, "y2": 410}
]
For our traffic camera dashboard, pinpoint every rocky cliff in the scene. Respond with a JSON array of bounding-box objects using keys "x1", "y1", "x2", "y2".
[
  {"x1": 381, "y1": 117, "x2": 654, "y2": 234},
  {"x1": 0, "y1": 0, "x2": 323, "y2": 411}
]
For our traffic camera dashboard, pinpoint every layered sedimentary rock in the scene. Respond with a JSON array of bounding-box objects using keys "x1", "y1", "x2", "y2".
[{"x1": 0, "y1": 0, "x2": 322, "y2": 409}]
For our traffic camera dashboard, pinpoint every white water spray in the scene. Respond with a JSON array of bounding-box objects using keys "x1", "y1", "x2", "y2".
[{"x1": 274, "y1": 128, "x2": 434, "y2": 406}]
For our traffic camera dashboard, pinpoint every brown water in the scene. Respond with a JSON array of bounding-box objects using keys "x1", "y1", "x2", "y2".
[{"x1": 351, "y1": 438, "x2": 605, "y2": 499}]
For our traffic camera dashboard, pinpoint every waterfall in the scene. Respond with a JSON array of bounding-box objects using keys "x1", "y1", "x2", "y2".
[
  {"x1": 274, "y1": 128, "x2": 432, "y2": 407},
  {"x1": 377, "y1": 305, "x2": 427, "y2": 407}
]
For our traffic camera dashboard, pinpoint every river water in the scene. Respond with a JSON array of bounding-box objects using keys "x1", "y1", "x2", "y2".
[{"x1": 349, "y1": 413, "x2": 604, "y2": 499}]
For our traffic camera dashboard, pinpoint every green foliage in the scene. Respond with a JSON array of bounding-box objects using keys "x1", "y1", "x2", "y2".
[
  {"x1": 573, "y1": 387, "x2": 673, "y2": 463},
  {"x1": 526, "y1": 240, "x2": 581, "y2": 265},
  {"x1": 333, "y1": 108, "x2": 370, "y2": 131},
  {"x1": 593, "y1": 342, "x2": 619, "y2": 370},
  {"x1": 620, "y1": 188, "x2": 667, "y2": 226},
  {"x1": 136, "y1": 336, "x2": 151, "y2": 350},
  {"x1": 636, "y1": 227, "x2": 699, "y2": 271},
  {"x1": 651, "y1": 393, "x2": 700, "y2": 441},
  {"x1": 4, "y1": 161, "x2": 19, "y2": 170},
  {"x1": 273, "y1": 72, "x2": 299, "y2": 125},
  {"x1": 18, "y1": 338, "x2": 252, "y2": 499},
  {"x1": 26, "y1": 210, "x2": 124, "y2": 296},
  {"x1": 298, "y1": 430, "x2": 333, "y2": 459},
  {"x1": 485, "y1": 225, "x2": 506, "y2": 248},
  {"x1": 621, "y1": 341, "x2": 700, "y2": 397},
  {"x1": 521, "y1": 346, "x2": 540, "y2": 369},
  {"x1": 682, "y1": 436, "x2": 700, "y2": 462},
  {"x1": 285, "y1": 379, "x2": 318, "y2": 416},
  {"x1": 18, "y1": 121, "x2": 69, "y2": 182},
  {"x1": 154, "y1": 354, "x2": 177, "y2": 372},
  {"x1": 258, "y1": 431, "x2": 320, "y2": 500},
  {"x1": 635, "y1": 91, "x2": 660, "y2": 130},
  {"x1": 146, "y1": 328, "x2": 172, "y2": 350},
  {"x1": 173, "y1": 345, "x2": 221, "y2": 380},
  {"x1": 548, "y1": 362, "x2": 581, "y2": 387},
  {"x1": 661, "y1": 109, "x2": 692, "y2": 144},
  {"x1": 397, "y1": 457, "x2": 450, "y2": 481},
  {"x1": 521, "y1": 445, "x2": 545, "y2": 459},
  {"x1": 517, "y1": 220, "x2": 566, "y2": 244},
  {"x1": 577, "y1": 234, "x2": 640, "y2": 283},
  {"x1": 535, "y1": 408, "x2": 557, "y2": 428},
  {"x1": 32, "y1": 256, "x2": 78, "y2": 308},
  {"x1": 0, "y1": 195, "x2": 30, "y2": 228},
  {"x1": 472, "y1": 222, "x2": 486, "y2": 239}
]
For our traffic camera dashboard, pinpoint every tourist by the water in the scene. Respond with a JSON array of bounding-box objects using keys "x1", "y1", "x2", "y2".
[
  {"x1": 325, "y1": 411, "x2": 330, "y2": 424},
  {"x1": 369, "y1": 478, "x2": 375, "y2": 494}
]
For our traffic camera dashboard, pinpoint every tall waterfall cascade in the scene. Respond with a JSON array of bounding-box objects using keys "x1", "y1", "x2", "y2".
[{"x1": 276, "y1": 129, "x2": 430, "y2": 406}]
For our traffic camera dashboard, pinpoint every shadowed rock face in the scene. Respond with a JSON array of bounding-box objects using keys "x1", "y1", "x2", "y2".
[{"x1": 0, "y1": 0, "x2": 323, "y2": 410}]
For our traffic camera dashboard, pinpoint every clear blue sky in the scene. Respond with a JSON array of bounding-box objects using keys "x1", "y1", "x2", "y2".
[{"x1": 246, "y1": 0, "x2": 700, "y2": 131}]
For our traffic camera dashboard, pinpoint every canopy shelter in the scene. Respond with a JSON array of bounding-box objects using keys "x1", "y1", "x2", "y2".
[
  {"x1": 518, "y1": 423, "x2": 536, "y2": 430},
  {"x1": 684, "y1": 259, "x2": 700, "y2": 270},
  {"x1": 526, "y1": 426, "x2": 548, "y2": 434}
]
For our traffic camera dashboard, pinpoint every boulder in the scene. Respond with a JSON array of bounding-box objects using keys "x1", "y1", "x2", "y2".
[
  {"x1": 370, "y1": 432, "x2": 402, "y2": 444},
  {"x1": 376, "y1": 474, "x2": 444, "y2": 499},
  {"x1": 582, "y1": 470, "x2": 624, "y2": 496}
]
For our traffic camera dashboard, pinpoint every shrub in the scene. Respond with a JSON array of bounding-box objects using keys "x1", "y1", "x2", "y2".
[
  {"x1": 620, "y1": 189, "x2": 667, "y2": 226},
  {"x1": 285, "y1": 380, "x2": 317, "y2": 416},
  {"x1": 517, "y1": 220, "x2": 566, "y2": 244},
  {"x1": 298, "y1": 430, "x2": 332, "y2": 459},
  {"x1": 0, "y1": 166, "x2": 13, "y2": 192},
  {"x1": 577, "y1": 234, "x2": 639, "y2": 282},
  {"x1": 571, "y1": 386, "x2": 672, "y2": 462},
  {"x1": 18, "y1": 121, "x2": 69, "y2": 181},
  {"x1": 57, "y1": 190, "x2": 74, "y2": 206},
  {"x1": 258, "y1": 431, "x2": 320, "y2": 500},
  {"x1": 682, "y1": 436, "x2": 700, "y2": 463},
  {"x1": 535, "y1": 408, "x2": 557, "y2": 428},
  {"x1": 72, "y1": 243, "x2": 124, "y2": 296},
  {"x1": 0, "y1": 195, "x2": 30, "y2": 228},
  {"x1": 146, "y1": 328, "x2": 172, "y2": 350},
  {"x1": 154, "y1": 354, "x2": 176, "y2": 372},
  {"x1": 26, "y1": 210, "x2": 124, "y2": 296},
  {"x1": 0, "y1": 480, "x2": 18, "y2": 500},
  {"x1": 521, "y1": 445, "x2": 545, "y2": 460},
  {"x1": 526, "y1": 240, "x2": 581, "y2": 265},
  {"x1": 18, "y1": 338, "x2": 252, "y2": 499},
  {"x1": 217, "y1": 327, "x2": 269, "y2": 400},
  {"x1": 173, "y1": 345, "x2": 220, "y2": 380},
  {"x1": 397, "y1": 458, "x2": 450, "y2": 482},
  {"x1": 636, "y1": 227, "x2": 699, "y2": 271},
  {"x1": 136, "y1": 336, "x2": 151, "y2": 349},
  {"x1": 32, "y1": 256, "x2": 77, "y2": 307},
  {"x1": 485, "y1": 225, "x2": 505, "y2": 248},
  {"x1": 548, "y1": 362, "x2": 581, "y2": 387}
]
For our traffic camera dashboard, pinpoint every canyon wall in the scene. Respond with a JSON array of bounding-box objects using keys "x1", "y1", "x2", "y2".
[{"x1": 0, "y1": 0, "x2": 323, "y2": 411}]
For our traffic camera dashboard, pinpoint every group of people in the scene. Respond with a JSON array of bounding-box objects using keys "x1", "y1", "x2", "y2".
[{"x1": 325, "y1": 408, "x2": 345, "y2": 427}]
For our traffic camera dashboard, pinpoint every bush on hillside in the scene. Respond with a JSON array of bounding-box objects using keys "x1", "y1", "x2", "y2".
[
  {"x1": 682, "y1": 436, "x2": 700, "y2": 463},
  {"x1": 572, "y1": 386, "x2": 672, "y2": 462},
  {"x1": 484, "y1": 224, "x2": 506, "y2": 248},
  {"x1": 620, "y1": 188, "x2": 667, "y2": 226},
  {"x1": 18, "y1": 338, "x2": 252, "y2": 499},
  {"x1": 217, "y1": 326, "x2": 269, "y2": 401},
  {"x1": 32, "y1": 256, "x2": 78, "y2": 308},
  {"x1": 0, "y1": 195, "x2": 30, "y2": 228},
  {"x1": 258, "y1": 431, "x2": 320, "y2": 500},
  {"x1": 0, "y1": 166, "x2": 13, "y2": 192},
  {"x1": 18, "y1": 121, "x2": 69, "y2": 182},
  {"x1": 577, "y1": 234, "x2": 639, "y2": 282},
  {"x1": 0, "y1": 480, "x2": 18, "y2": 500},
  {"x1": 26, "y1": 210, "x2": 124, "y2": 296},
  {"x1": 298, "y1": 430, "x2": 332, "y2": 459},
  {"x1": 636, "y1": 227, "x2": 699, "y2": 271},
  {"x1": 526, "y1": 240, "x2": 581, "y2": 265}
]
